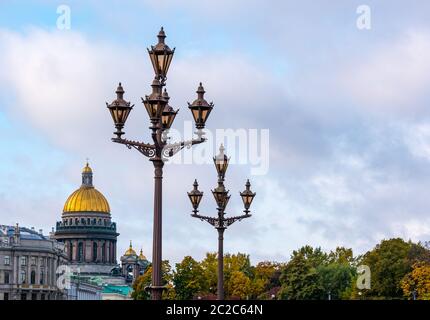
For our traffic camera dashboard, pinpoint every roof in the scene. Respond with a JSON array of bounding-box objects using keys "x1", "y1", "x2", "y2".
[
  {"x1": 102, "y1": 284, "x2": 133, "y2": 296},
  {"x1": 0, "y1": 225, "x2": 47, "y2": 240}
]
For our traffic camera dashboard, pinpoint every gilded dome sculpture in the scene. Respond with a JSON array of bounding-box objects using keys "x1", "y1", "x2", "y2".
[
  {"x1": 124, "y1": 241, "x2": 137, "y2": 256},
  {"x1": 63, "y1": 162, "x2": 110, "y2": 214},
  {"x1": 139, "y1": 249, "x2": 147, "y2": 261}
]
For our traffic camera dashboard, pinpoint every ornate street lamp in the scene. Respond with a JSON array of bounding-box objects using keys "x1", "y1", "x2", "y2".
[
  {"x1": 188, "y1": 145, "x2": 256, "y2": 300},
  {"x1": 161, "y1": 89, "x2": 179, "y2": 130},
  {"x1": 147, "y1": 27, "x2": 175, "y2": 81},
  {"x1": 106, "y1": 28, "x2": 213, "y2": 300},
  {"x1": 240, "y1": 179, "x2": 256, "y2": 215},
  {"x1": 106, "y1": 83, "x2": 134, "y2": 138},
  {"x1": 187, "y1": 180, "x2": 203, "y2": 214},
  {"x1": 188, "y1": 82, "x2": 214, "y2": 131}
]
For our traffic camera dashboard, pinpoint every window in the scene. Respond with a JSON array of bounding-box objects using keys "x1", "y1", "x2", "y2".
[
  {"x1": 3, "y1": 293, "x2": 8, "y2": 300},
  {"x1": 4, "y1": 256, "x2": 10, "y2": 266},
  {"x1": 39, "y1": 257, "x2": 44, "y2": 266},
  {"x1": 69, "y1": 243, "x2": 73, "y2": 261},
  {"x1": 31, "y1": 293, "x2": 37, "y2": 300},
  {"x1": 21, "y1": 293, "x2": 27, "y2": 300},
  {"x1": 31, "y1": 257, "x2": 36, "y2": 266},
  {"x1": 93, "y1": 242, "x2": 98, "y2": 262},
  {"x1": 4, "y1": 272, "x2": 9, "y2": 284},
  {"x1": 30, "y1": 270, "x2": 36, "y2": 284},
  {"x1": 20, "y1": 270, "x2": 26, "y2": 284},
  {"x1": 20, "y1": 256, "x2": 27, "y2": 266},
  {"x1": 40, "y1": 294, "x2": 45, "y2": 301},
  {"x1": 40, "y1": 268, "x2": 44, "y2": 285}
]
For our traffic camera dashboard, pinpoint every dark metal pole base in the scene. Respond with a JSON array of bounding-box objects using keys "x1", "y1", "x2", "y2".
[{"x1": 147, "y1": 285, "x2": 166, "y2": 300}]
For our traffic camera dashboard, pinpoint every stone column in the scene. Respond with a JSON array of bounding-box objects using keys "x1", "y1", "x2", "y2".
[
  {"x1": 27, "y1": 255, "x2": 31, "y2": 285},
  {"x1": 106, "y1": 241, "x2": 111, "y2": 263},
  {"x1": 14, "y1": 255, "x2": 19, "y2": 284},
  {"x1": 111, "y1": 241, "x2": 114, "y2": 263},
  {"x1": 45, "y1": 257, "x2": 49, "y2": 286},
  {"x1": 97, "y1": 240, "x2": 102, "y2": 263},
  {"x1": 36, "y1": 256, "x2": 40, "y2": 285},
  {"x1": 113, "y1": 241, "x2": 116, "y2": 263},
  {"x1": 72, "y1": 240, "x2": 77, "y2": 262}
]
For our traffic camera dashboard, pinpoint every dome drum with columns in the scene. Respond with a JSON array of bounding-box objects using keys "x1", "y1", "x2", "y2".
[{"x1": 54, "y1": 163, "x2": 119, "y2": 275}]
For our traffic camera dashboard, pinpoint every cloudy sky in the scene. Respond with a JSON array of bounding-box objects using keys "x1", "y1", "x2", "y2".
[{"x1": 1, "y1": 0, "x2": 430, "y2": 264}]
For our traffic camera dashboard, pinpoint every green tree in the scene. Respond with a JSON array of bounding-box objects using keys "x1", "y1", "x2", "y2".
[
  {"x1": 200, "y1": 253, "x2": 218, "y2": 294},
  {"x1": 401, "y1": 262, "x2": 430, "y2": 300},
  {"x1": 132, "y1": 260, "x2": 173, "y2": 300},
  {"x1": 328, "y1": 247, "x2": 355, "y2": 265},
  {"x1": 360, "y1": 238, "x2": 414, "y2": 299},
  {"x1": 132, "y1": 266, "x2": 152, "y2": 300},
  {"x1": 224, "y1": 253, "x2": 253, "y2": 298},
  {"x1": 173, "y1": 256, "x2": 205, "y2": 300},
  {"x1": 251, "y1": 261, "x2": 283, "y2": 299},
  {"x1": 227, "y1": 271, "x2": 252, "y2": 299},
  {"x1": 278, "y1": 246, "x2": 327, "y2": 299},
  {"x1": 317, "y1": 262, "x2": 356, "y2": 300}
]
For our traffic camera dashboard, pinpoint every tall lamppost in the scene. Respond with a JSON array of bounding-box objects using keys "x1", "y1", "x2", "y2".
[
  {"x1": 188, "y1": 145, "x2": 256, "y2": 300},
  {"x1": 106, "y1": 27, "x2": 214, "y2": 300}
]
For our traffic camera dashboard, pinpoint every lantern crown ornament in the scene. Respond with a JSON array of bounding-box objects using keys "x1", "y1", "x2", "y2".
[
  {"x1": 147, "y1": 27, "x2": 175, "y2": 80},
  {"x1": 106, "y1": 82, "x2": 133, "y2": 138},
  {"x1": 188, "y1": 82, "x2": 214, "y2": 130}
]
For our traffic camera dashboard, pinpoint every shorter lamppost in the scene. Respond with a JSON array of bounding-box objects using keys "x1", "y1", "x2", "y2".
[{"x1": 188, "y1": 144, "x2": 256, "y2": 300}]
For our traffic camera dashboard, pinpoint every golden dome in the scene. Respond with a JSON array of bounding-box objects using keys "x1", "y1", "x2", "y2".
[
  {"x1": 63, "y1": 162, "x2": 110, "y2": 214},
  {"x1": 63, "y1": 188, "x2": 110, "y2": 213},
  {"x1": 82, "y1": 162, "x2": 92, "y2": 173},
  {"x1": 139, "y1": 249, "x2": 147, "y2": 260},
  {"x1": 124, "y1": 241, "x2": 137, "y2": 256}
]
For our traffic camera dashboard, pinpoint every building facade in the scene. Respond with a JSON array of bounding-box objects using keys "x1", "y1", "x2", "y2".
[
  {"x1": 0, "y1": 224, "x2": 68, "y2": 300},
  {"x1": 65, "y1": 276, "x2": 103, "y2": 300},
  {"x1": 54, "y1": 163, "x2": 119, "y2": 275}
]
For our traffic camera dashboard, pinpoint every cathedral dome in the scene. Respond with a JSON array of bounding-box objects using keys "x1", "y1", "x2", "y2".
[
  {"x1": 139, "y1": 249, "x2": 147, "y2": 261},
  {"x1": 63, "y1": 162, "x2": 110, "y2": 214},
  {"x1": 124, "y1": 241, "x2": 137, "y2": 256}
]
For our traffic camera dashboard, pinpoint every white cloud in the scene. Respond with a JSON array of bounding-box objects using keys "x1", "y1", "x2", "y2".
[
  {"x1": 403, "y1": 122, "x2": 430, "y2": 161},
  {"x1": 339, "y1": 30, "x2": 430, "y2": 115}
]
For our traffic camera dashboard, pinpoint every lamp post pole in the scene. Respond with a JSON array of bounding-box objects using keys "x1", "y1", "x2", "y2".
[
  {"x1": 188, "y1": 145, "x2": 256, "y2": 300},
  {"x1": 106, "y1": 28, "x2": 214, "y2": 300},
  {"x1": 217, "y1": 227, "x2": 225, "y2": 299}
]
